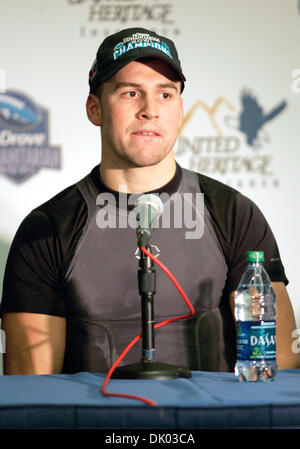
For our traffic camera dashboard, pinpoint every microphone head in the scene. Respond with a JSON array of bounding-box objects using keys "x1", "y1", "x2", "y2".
[
  {"x1": 135, "y1": 193, "x2": 164, "y2": 215},
  {"x1": 135, "y1": 194, "x2": 164, "y2": 229}
]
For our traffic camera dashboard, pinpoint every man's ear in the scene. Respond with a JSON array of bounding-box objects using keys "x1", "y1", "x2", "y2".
[{"x1": 86, "y1": 94, "x2": 103, "y2": 126}]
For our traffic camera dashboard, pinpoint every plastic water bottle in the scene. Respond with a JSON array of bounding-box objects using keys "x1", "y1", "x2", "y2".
[{"x1": 234, "y1": 251, "x2": 277, "y2": 381}]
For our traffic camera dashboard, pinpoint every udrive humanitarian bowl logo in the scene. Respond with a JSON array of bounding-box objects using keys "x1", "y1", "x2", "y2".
[{"x1": 0, "y1": 90, "x2": 61, "y2": 183}]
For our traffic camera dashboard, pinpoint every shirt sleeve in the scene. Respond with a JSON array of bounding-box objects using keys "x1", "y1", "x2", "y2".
[
  {"x1": 226, "y1": 192, "x2": 288, "y2": 293},
  {"x1": 0, "y1": 209, "x2": 66, "y2": 317}
]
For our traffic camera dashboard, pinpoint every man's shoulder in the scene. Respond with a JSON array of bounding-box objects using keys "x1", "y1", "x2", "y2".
[
  {"x1": 195, "y1": 170, "x2": 238, "y2": 196},
  {"x1": 33, "y1": 171, "x2": 93, "y2": 219},
  {"x1": 183, "y1": 168, "x2": 240, "y2": 208},
  {"x1": 184, "y1": 169, "x2": 254, "y2": 251},
  {"x1": 11, "y1": 170, "x2": 95, "y2": 274},
  {"x1": 20, "y1": 171, "x2": 94, "y2": 242}
]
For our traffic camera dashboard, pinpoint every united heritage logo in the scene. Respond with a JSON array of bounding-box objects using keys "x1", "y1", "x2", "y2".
[
  {"x1": 0, "y1": 90, "x2": 61, "y2": 183},
  {"x1": 175, "y1": 88, "x2": 287, "y2": 189},
  {"x1": 68, "y1": 0, "x2": 175, "y2": 24},
  {"x1": 68, "y1": 0, "x2": 180, "y2": 40}
]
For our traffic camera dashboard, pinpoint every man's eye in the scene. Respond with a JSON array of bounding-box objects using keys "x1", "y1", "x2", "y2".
[
  {"x1": 161, "y1": 93, "x2": 170, "y2": 99},
  {"x1": 125, "y1": 91, "x2": 137, "y2": 97}
]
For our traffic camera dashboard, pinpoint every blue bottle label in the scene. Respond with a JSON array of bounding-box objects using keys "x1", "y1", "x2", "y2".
[{"x1": 236, "y1": 321, "x2": 276, "y2": 361}]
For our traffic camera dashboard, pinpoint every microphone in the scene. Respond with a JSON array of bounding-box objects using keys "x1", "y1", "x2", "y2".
[
  {"x1": 135, "y1": 194, "x2": 164, "y2": 247},
  {"x1": 112, "y1": 191, "x2": 192, "y2": 381}
]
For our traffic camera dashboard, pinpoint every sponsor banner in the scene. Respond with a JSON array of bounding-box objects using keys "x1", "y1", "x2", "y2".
[
  {"x1": 175, "y1": 89, "x2": 287, "y2": 190},
  {"x1": 68, "y1": 0, "x2": 181, "y2": 40},
  {"x1": 0, "y1": 0, "x2": 299, "y2": 332}
]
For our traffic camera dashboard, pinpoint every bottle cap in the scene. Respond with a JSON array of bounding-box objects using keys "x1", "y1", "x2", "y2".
[{"x1": 246, "y1": 251, "x2": 264, "y2": 262}]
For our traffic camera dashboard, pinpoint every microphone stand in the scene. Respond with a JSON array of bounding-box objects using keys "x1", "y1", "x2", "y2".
[{"x1": 112, "y1": 230, "x2": 191, "y2": 380}]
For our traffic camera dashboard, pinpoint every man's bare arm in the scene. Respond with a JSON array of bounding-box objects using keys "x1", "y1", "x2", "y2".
[
  {"x1": 1, "y1": 312, "x2": 66, "y2": 375},
  {"x1": 229, "y1": 281, "x2": 300, "y2": 370}
]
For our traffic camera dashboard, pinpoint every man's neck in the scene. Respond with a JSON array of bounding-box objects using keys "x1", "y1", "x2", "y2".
[{"x1": 99, "y1": 155, "x2": 177, "y2": 194}]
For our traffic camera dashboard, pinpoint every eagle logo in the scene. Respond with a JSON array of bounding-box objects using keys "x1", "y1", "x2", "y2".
[{"x1": 238, "y1": 89, "x2": 287, "y2": 148}]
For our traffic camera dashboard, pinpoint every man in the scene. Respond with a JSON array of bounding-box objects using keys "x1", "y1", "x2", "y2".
[{"x1": 1, "y1": 28, "x2": 299, "y2": 375}]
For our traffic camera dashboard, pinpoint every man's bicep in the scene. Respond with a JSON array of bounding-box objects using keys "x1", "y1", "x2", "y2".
[
  {"x1": 0, "y1": 210, "x2": 66, "y2": 320},
  {"x1": 1, "y1": 312, "x2": 66, "y2": 375},
  {"x1": 273, "y1": 282, "x2": 300, "y2": 369}
]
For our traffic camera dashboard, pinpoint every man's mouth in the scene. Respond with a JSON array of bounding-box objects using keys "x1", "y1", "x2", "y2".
[{"x1": 132, "y1": 130, "x2": 161, "y2": 137}]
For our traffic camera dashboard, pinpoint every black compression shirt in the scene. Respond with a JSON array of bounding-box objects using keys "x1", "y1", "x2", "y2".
[{"x1": 0, "y1": 164, "x2": 288, "y2": 372}]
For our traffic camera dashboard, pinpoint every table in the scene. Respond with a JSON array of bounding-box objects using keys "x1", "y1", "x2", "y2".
[{"x1": 0, "y1": 370, "x2": 300, "y2": 429}]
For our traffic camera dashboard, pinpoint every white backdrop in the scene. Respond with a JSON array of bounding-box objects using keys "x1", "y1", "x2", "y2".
[{"x1": 0, "y1": 0, "x2": 300, "y2": 367}]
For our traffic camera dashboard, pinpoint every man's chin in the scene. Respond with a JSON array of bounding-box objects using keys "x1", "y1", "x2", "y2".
[
  {"x1": 129, "y1": 159, "x2": 161, "y2": 168},
  {"x1": 122, "y1": 151, "x2": 172, "y2": 169}
]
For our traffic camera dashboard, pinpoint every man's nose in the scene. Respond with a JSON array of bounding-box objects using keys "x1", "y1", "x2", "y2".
[{"x1": 137, "y1": 96, "x2": 159, "y2": 120}]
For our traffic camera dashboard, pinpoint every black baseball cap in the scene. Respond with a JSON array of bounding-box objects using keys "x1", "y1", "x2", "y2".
[{"x1": 89, "y1": 27, "x2": 186, "y2": 94}]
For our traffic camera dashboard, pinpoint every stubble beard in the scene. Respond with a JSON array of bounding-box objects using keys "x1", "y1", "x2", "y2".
[{"x1": 105, "y1": 141, "x2": 175, "y2": 169}]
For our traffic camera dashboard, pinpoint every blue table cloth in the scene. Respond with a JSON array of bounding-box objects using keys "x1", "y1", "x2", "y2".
[{"x1": 0, "y1": 370, "x2": 300, "y2": 429}]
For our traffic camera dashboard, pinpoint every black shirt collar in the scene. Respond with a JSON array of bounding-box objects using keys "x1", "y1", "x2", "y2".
[{"x1": 90, "y1": 162, "x2": 183, "y2": 200}]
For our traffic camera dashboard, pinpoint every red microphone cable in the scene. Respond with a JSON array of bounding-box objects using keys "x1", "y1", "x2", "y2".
[{"x1": 101, "y1": 246, "x2": 195, "y2": 406}]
